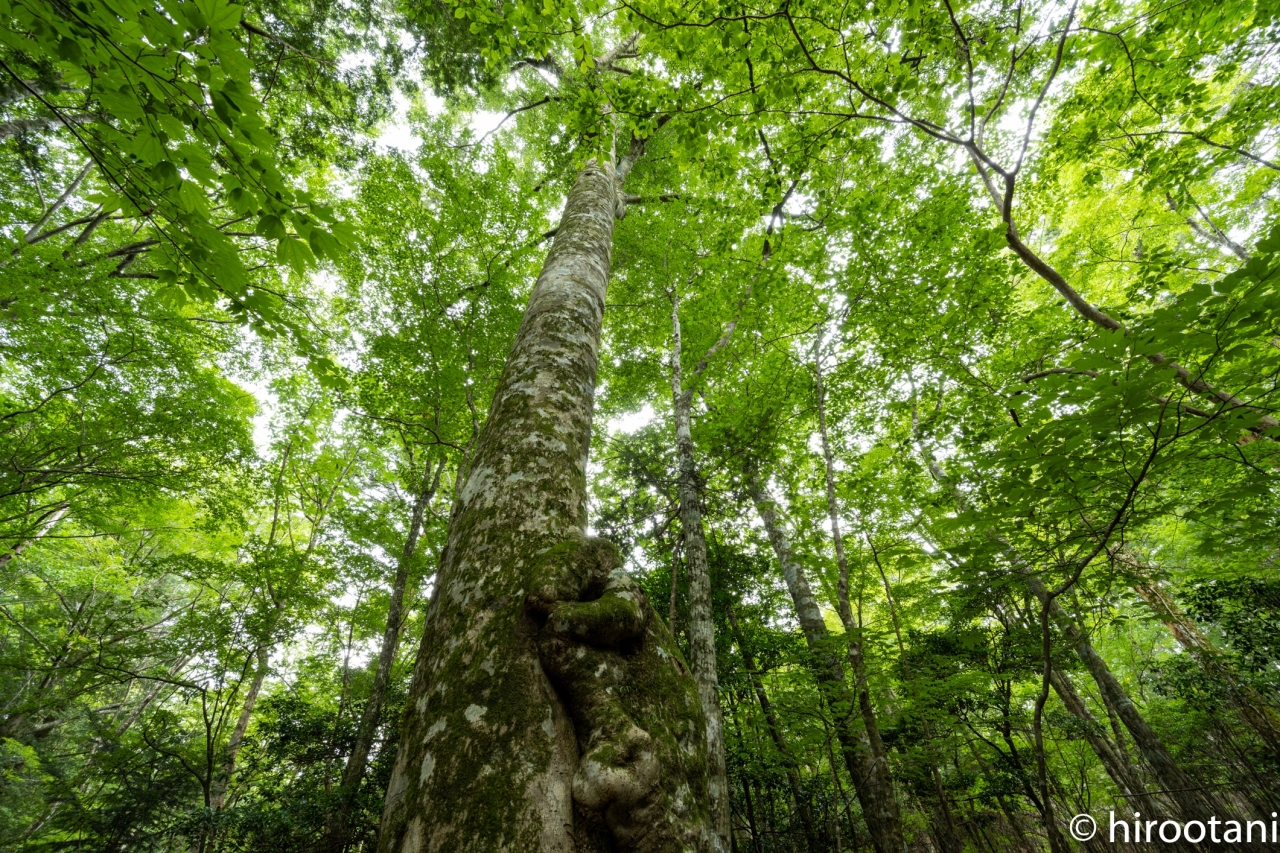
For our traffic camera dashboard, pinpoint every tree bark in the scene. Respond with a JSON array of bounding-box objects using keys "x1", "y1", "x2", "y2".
[
  {"x1": 669, "y1": 287, "x2": 732, "y2": 851},
  {"x1": 22, "y1": 162, "x2": 91, "y2": 244},
  {"x1": 210, "y1": 645, "x2": 269, "y2": 811},
  {"x1": 1129, "y1": 569, "x2": 1280, "y2": 755},
  {"x1": 0, "y1": 504, "x2": 68, "y2": 570},
  {"x1": 1049, "y1": 667, "x2": 1159, "y2": 811},
  {"x1": 746, "y1": 468, "x2": 906, "y2": 853},
  {"x1": 326, "y1": 458, "x2": 445, "y2": 852},
  {"x1": 992, "y1": 599, "x2": 1170, "y2": 822},
  {"x1": 378, "y1": 160, "x2": 712, "y2": 853},
  {"x1": 0, "y1": 116, "x2": 62, "y2": 140}
]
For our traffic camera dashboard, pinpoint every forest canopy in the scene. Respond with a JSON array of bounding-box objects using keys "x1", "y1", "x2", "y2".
[{"x1": 1, "y1": 0, "x2": 1278, "y2": 851}]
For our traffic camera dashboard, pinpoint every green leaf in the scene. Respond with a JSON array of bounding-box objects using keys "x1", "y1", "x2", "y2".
[
  {"x1": 276, "y1": 236, "x2": 314, "y2": 276},
  {"x1": 255, "y1": 214, "x2": 287, "y2": 240},
  {"x1": 196, "y1": 0, "x2": 243, "y2": 30},
  {"x1": 308, "y1": 228, "x2": 344, "y2": 260}
]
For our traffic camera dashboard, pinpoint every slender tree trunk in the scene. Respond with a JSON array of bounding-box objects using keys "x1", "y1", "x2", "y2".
[
  {"x1": 1021, "y1": 573, "x2": 1231, "y2": 828},
  {"x1": 669, "y1": 288, "x2": 731, "y2": 851},
  {"x1": 0, "y1": 116, "x2": 62, "y2": 140},
  {"x1": 739, "y1": 774, "x2": 762, "y2": 853},
  {"x1": 995, "y1": 600, "x2": 1171, "y2": 823},
  {"x1": 727, "y1": 605, "x2": 818, "y2": 853},
  {"x1": 0, "y1": 76, "x2": 69, "y2": 108},
  {"x1": 813, "y1": 328, "x2": 905, "y2": 852},
  {"x1": 211, "y1": 645, "x2": 270, "y2": 811},
  {"x1": 21, "y1": 661, "x2": 180, "y2": 842},
  {"x1": 918, "y1": 440, "x2": 1234, "y2": 844},
  {"x1": 669, "y1": 541, "x2": 681, "y2": 635},
  {"x1": 747, "y1": 468, "x2": 906, "y2": 853},
  {"x1": 726, "y1": 698, "x2": 765, "y2": 853},
  {"x1": 965, "y1": 741, "x2": 1040, "y2": 853},
  {"x1": 989, "y1": 686, "x2": 1073, "y2": 853},
  {"x1": 22, "y1": 162, "x2": 91, "y2": 243},
  {"x1": 378, "y1": 159, "x2": 712, "y2": 853},
  {"x1": 1130, "y1": 571, "x2": 1280, "y2": 754},
  {"x1": 0, "y1": 504, "x2": 68, "y2": 569},
  {"x1": 1165, "y1": 192, "x2": 1252, "y2": 262},
  {"x1": 922, "y1": 779, "x2": 963, "y2": 853},
  {"x1": 325, "y1": 459, "x2": 445, "y2": 852},
  {"x1": 1048, "y1": 668, "x2": 1163, "y2": 813},
  {"x1": 823, "y1": 721, "x2": 862, "y2": 848}
]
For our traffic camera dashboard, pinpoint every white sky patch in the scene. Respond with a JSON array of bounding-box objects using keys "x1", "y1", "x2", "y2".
[
  {"x1": 337, "y1": 48, "x2": 374, "y2": 74},
  {"x1": 470, "y1": 109, "x2": 511, "y2": 139},
  {"x1": 609, "y1": 404, "x2": 656, "y2": 434},
  {"x1": 249, "y1": 389, "x2": 275, "y2": 450},
  {"x1": 376, "y1": 89, "x2": 422, "y2": 153},
  {"x1": 373, "y1": 83, "x2": 514, "y2": 155}
]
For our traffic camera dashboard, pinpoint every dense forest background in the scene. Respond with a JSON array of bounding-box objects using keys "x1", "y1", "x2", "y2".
[{"x1": 1, "y1": 0, "x2": 1278, "y2": 850}]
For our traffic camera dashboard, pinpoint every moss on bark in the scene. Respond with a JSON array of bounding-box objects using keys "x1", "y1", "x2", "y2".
[
  {"x1": 529, "y1": 536, "x2": 714, "y2": 853},
  {"x1": 377, "y1": 161, "x2": 714, "y2": 853}
]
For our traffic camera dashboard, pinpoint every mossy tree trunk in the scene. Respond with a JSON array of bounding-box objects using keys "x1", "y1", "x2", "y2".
[
  {"x1": 377, "y1": 159, "x2": 712, "y2": 853},
  {"x1": 668, "y1": 285, "x2": 731, "y2": 852}
]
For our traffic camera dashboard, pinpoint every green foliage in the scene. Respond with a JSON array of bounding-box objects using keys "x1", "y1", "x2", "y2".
[{"x1": 2, "y1": 0, "x2": 1280, "y2": 847}]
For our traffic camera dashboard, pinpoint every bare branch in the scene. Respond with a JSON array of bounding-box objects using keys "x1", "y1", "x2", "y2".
[
  {"x1": 450, "y1": 96, "x2": 554, "y2": 150},
  {"x1": 240, "y1": 21, "x2": 334, "y2": 64},
  {"x1": 1020, "y1": 367, "x2": 1099, "y2": 382},
  {"x1": 22, "y1": 162, "x2": 92, "y2": 244}
]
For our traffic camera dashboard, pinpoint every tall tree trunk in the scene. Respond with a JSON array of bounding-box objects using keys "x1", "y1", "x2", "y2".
[
  {"x1": 922, "y1": 780, "x2": 964, "y2": 853},
  {"x1": 993, "y1": 600, "x2": 1169, "y2": 821},
  {"x1": 1129, "y1": 567, "x2": 1280, "y2": 754},
  {"x1": 813, "y1": 327, "x2": 905, "y2": 851},
  {"x1": 917, "y1": 438, "x2": 1234, "y2": 844},
  {"x1": 22, "y1": 162, "x2": 91, "y2": 244},
  {"x1": 746, "y1": 468, "x2": 906, "y2": 853},
  {"x1": 727, "y1": 604, "x2": 818, "y2": 853},
  {"x1": 990, "y1": 682, "x2": 1073, "y2": 853},
  {"x1": 669, "y1": 288, "x2": 731, "y2": 851},
  {"x1": 1049, "y1": 668, "x2": 1162, "y2": 814},
  {"x1": 377, "y1": 159, "x2": 712, "y2": 853},
  {"x1": 326, "y1": 459, "x2": 445, "y2": 852},
  {"x1": 211, "y1": 645, "x2": 270, "y2": 811},
  {"x1": 964, "y1": 741, "x2": 1041, "y2": 853}
]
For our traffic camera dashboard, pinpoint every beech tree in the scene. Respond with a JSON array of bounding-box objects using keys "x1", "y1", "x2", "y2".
[{"x1": 3, "y1": 0, "x2": 1279, "y2": 851}]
